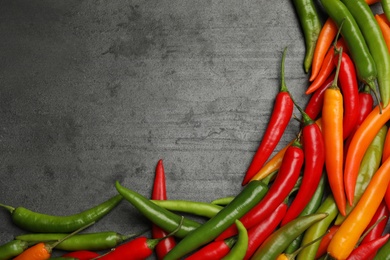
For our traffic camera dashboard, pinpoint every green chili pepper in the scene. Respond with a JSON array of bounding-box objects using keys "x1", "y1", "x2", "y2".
[
  {"x1": 335, "y1": 125, "x2": 387, "y2": 225},
  {"x1": 0, "y1": 240, "x2": 30, "y2": 260},
  {"x1": 319, "y1": 0, "x2": 377, "y2": 93},
  {"x1": 151, "y1": 199, "x2": 223, "y2": 218},
  {"x1": 341, "y1": 0, "x2": 390, "y2": 107},
  {"x1": 221, "y1": 219, "x2": 248, "y2": 260},
  {"x1": 250, "y1": 213, "x2": 328, "y2": 260},
  {"x1": 0, "y1": 195, "x2": 122, "y2": 233},
  {"x1": 115, "y1": 181, "x2": 200, "y2": 238},
  {"x1": 297, "y1": 194, "x2": 338, "y2": 260},
  {"x1": 15, "y1": 231, "x2": 136, "y2": 251},
  {"x1": 383, "y1": 0, "x2": 390, "y2": 24},
  {"x1": 292, "y1": 0, "x2": 322, "y2": 73},
  {"x1": 163, "y1": 180, "x2": 269, "y2": 260},
  {"x1": 284, "y1": 173, "x2": 326, "y2": 254},
  {"x1": 374, "y1": 237, "x2": 390, "y2": 260},
  {"x1": 211, "y1": 196, "x2": 235, "y2": 206}
]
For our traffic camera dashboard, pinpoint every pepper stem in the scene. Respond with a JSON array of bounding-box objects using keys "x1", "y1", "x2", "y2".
[
  {"x1": 147, "y1": 216, "x2": 185, "y2": 250},
  {"x1": 284, "y1": 233, "x2": 326, "y2": 259},
  {"x1": 331, "y1": 46, "x2": 343, "y2": 90},
  {"x1": 0, "y1": 203, "x2": 15, "y2": 214},
  {"x1": 280, "y1": 47, "x2": 290, "y2": 93},
  {"x1": 356, "y1": 215, "x2": 387, "y2": 246}
]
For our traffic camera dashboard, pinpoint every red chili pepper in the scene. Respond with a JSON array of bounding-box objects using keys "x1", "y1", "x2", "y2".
[
  {"x1": 217, "y1": 138, "x2": 304, "y2": 240},
  {"x1": 333, "y1": 51, "x2": 360, "y2": 140},
  {"x1": 185, "y1": 237, "x2": 236, "y2": 260},
  {"x1": 360, "y1": 200, "x2": 389, "y2": 245},
  {"x1": 346, "y1": 234, "x2": 390, "y2": 260},
  {"x1": 280, "y1": 104, "x2": 325, "y2": 226},
  {"x1": 241, "y1": 48, "x2": 293, "y2": 186},
  {"x1": 62, "y1": 250, "x2": 100, "y2": 259},
  {"x1": 314, "y1": 225, "x2": 340, "y2": 259},
  {"x1": 151, "y1": 159, "x2": 176, "y2": 259},
  {"x1": 304, "y1": 72, "x2": 335, "y2": 120},
  {"x1": 244, "y1": 201, "x2": 288, "y2": 260}
]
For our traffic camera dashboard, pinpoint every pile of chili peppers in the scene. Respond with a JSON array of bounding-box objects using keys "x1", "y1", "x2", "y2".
[{"x1": 3, "y1": 0, "x2": 390, "y2": 259}]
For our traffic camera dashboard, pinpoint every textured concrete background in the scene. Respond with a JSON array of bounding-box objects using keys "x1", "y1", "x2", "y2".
[{"x1": 0, "y1": 0, "x2": 321, "y2": 257}]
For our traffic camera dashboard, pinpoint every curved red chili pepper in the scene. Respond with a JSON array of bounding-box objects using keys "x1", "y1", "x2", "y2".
[
  {"x1": 151, "y1": 159, "x2": 176, "y2": 259},
  {"x1": 333, "y1": 51, "x2": 359, "y2": 140},
  {"x1": 185, "y1": 237, "x2": 235, "y2": 260},
  {"x1": 243, "y1": 201, "x2": 287, "y2": 260},
  {"x1": 315, "y1": 225, "x2": 340, "y2": 259},
  {"x1": 304, "y1": 72, "x2": 335, "y2": 120},
  {"x1": 62, "y1": 250, "x2": 100, "y2": 259},
  {"x1": 361, "y1": 201, "x2": 389, "y2": 245},
  {"x1": 218, "y1": 139, "x2": 303, "y2": 240},
  {"x1": 241, "y1": 48, "x2": 293, "y2": 186},
  {"x1": 280, "y1": 108, "x2": 325, "y2": 226},
  {"x1": 346, "y1": 234, "x2": 390, "y2": 260}
]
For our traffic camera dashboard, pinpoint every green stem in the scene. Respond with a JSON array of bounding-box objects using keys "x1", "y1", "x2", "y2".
[
  {"x1": 280, "y1": 47, "x2": 289, "y2": 93},
  {"x1": 0, "y1": 203, "x2": 15, "y2": 213}
]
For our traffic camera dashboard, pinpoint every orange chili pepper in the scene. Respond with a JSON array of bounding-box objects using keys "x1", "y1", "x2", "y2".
[
  {"x1": 321, "y1": 48, "x2": 346, "y2": 216},
  {"x1": 375, "y1": 14, "x2": 390, "y2": 52},
  {"x1": 344, "y1": 103, "x2": 390, "y2": 206},
  {"x1": 327, "y1": 154, "x2": 390, "y2": 259},
  {"x1": 310, "y1": 18, "x2": 338, "y2": 82},
  {"x1": 382, "y1": 130, "x2": 390, "y2": 209}
]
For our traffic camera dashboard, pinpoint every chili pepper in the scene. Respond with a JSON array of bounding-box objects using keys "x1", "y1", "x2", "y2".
[
  {"x1": 96, "y1": 217, "x2": 183, "y2": 260},
  {"x1": 343, "y1": 103, "x2": 390, "y2": 206},
  {"x1": 48, "y1": 258, "x2": 77, "y2": 260},
  {"x1": 62, "y1": 250, "x2": 100, "y2": 259},
  {"x1": 243, "y1": 201, "x2": 287, "y2": 260},
  {"x1": 296, "y1": 194, "x2": 339, "y2": 260},
  {"x1": 320, "y1": 0, "x2": 378, "y2": 98},
  {"x1": 250, "y1": 213, "x2": 328, "y2": 260},
  {"x1": 304, "y1": 72, "x2": 335, "y2": 120},
  {"x1": 276, "y1": 235, "x2": 326, "y2": 260},
  {"x1": 314, "y1": 225, "x2": 340, "y2": 259},
  {"x1": 15, "y1": 231, "x2": 135, "y2": 251},
  {"x1": 341, "y1": 0, "x2": 390, "y2": 108},
  {"x1": 383, "y1": 124, "x2": 390, "y2": 163},
  {"x1": 0, "y1": 240, "x2": 30, "y2": 260},
  {"x1": 347, "y1": 234, "x2": 390, "y2": 260},
  {"x1": 335, "y1": 125, "x2": 387, "y2": 225},
  {"x1": 185, "y1": 237, "x2": 236, "y2": 260},
  {"x1": 375, "y1": 14, "x2": 390, "y2": 52},
  {"x1": 374, "y1": 238, "x2": 390, "y2": 260},
  {"x1": 291, "y1": 0, "x2": 321, "y2": 73},
  {"x1": 217, "y1": 138, "x2": 304, "y2": 241},
  {"x1": 210, "y1": 196, "x2": 235, "y2": 206},
  {"x1": 241, "y1": 47, "x2": 293, "y2": 185},
  {"x1": 0, "y1": 195, "x2": 122, "y2": 233},
  {"x1": 162, "y1": 179, "x2": 269, "y2": 260},
  {"x1": 13, "y1": 222, "x2": 94, "y2": 260},
  {"x1": 310, "y1": 18, "x2": 338, "y2": 82},
  {"x1": 321, "y1": 47, "x2": 346, "y2": 216},
  {"x1": 222, "y1": 220, "x2": 248, "y2": 260},
  {"x1": 151, "y1": 159, "x2": 176, "y2": 259},
  {"x1": 383, "y1": 0, "x2": 390, "y2": 23},
  {"x1": 360, "y1": 201, "x2": 389, "y2": 246},
  {"x1": 327, "y1": 151, "x2": 390, "y2": 259},
  {"x1": 281, "y1": 102, "x2": 325, "y2": 226},
  {"x1": 151, "y1": 199, "x2": 223, "y2": 218}
]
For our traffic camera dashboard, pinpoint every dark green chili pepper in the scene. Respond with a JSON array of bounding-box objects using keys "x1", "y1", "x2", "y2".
[
  {"x1": 151, "y1": 199, "x2": 223, "y2": 218},
  {"x1": 222, "y1": 220, "x2": 248, "y2": 260},
  {"x1": 250, "y1": 213, "x2": 328, "y2": 260},
  {"x1": 297, "y1": 194, "x2": 338, "y2": 260},
  {"x1": 0, "y1": 240, "x2": 29, "y2": 260},
  {"x1": 15, "y1": 231, "x2": 135, "y2": 251},
  {"x1": 292, "y1": 0, "x2": 322, "y2": 73},
  {"x1": 319, "y1": 0, "x2": 377, "y2": 93},
  {"x1": 335, "y1": 125, "x2": 387, "y2": 225},
  {"x1": 163, "y1": 180, "x2": 269, "y2": 260},
  {"x1": 210, "y1": 196, "x2": 235, "y2": 206},
  {"x1": 115, "y1": 181, "x2": 201, "y2": 238},
  {"x1": 341, "y1": 0, "x2": 390, "y2": 107},
  {"x1": 0, "y1": 195, "x2": 122, "y2": 233},
  {"x1": 284, "y1": 172, "x2": 326, "y2": 254}
]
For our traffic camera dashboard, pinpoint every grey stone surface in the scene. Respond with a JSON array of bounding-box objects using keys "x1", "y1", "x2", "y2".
[{"x1": 0, "y1": 0, "x2": 320, "y2": 258}]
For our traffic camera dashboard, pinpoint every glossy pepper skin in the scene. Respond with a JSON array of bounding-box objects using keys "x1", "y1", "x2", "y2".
[
  {"x1": 185, "y1": 238, "x2": 236, "y2": 260},
  {"x1": 217, "y1": 139, "x2": 304, "y2": 241},
  {"x1": 222, "y1": 220, "x2": 248, "y2": 260},
  {"x1": 347, "y1": 234, "x2": 390, "y2": 260}
]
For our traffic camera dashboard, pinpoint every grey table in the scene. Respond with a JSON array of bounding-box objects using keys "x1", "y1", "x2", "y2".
[{"x1": 0, "y1": 0, "x2": 347, "y2": 258}]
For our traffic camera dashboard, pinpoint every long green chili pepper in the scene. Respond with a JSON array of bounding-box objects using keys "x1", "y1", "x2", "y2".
[
  {"x1": 15, "y1": 231, "x2": 136, "y2": 251},
  {"x1": 0, "y1": 240, "x2": 30, "y2": 260},
  {"x1": 210, "y1": 196, "x2": 235, "y2": 206},
  {"x1": 0, "y1": 195, "x2": 122, "y2": 233},
  {"x1": 250, "y1": 213, "x2": 328, "y2": 260},
  {"x1": 341, "y1": 0, "x2": 390, "y2": 107},
  {"x1": 297, "y1": 194, "x2": 338, "y2": 260},
  {"x1": 292, "y1": 0, "x2": 322, "y2": 73},
  {"x1": 335, "y1": 125, "x2": 387, "y2": 225},
  {"x1": 319, "y1": 0, "x2": 377, "y2": 94},
  {"x1": 163, "y1": 180, "x2": 269, "y2": 260},
  {"x1": 222, "y1": 220, "x2": 248, "y2": 260},
  {"x1": 115, "y1": 181, "x2": 200, "y2": 238},
  {"x1": 151, "y1": 199, "x2": 223, "y2": 218}
]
